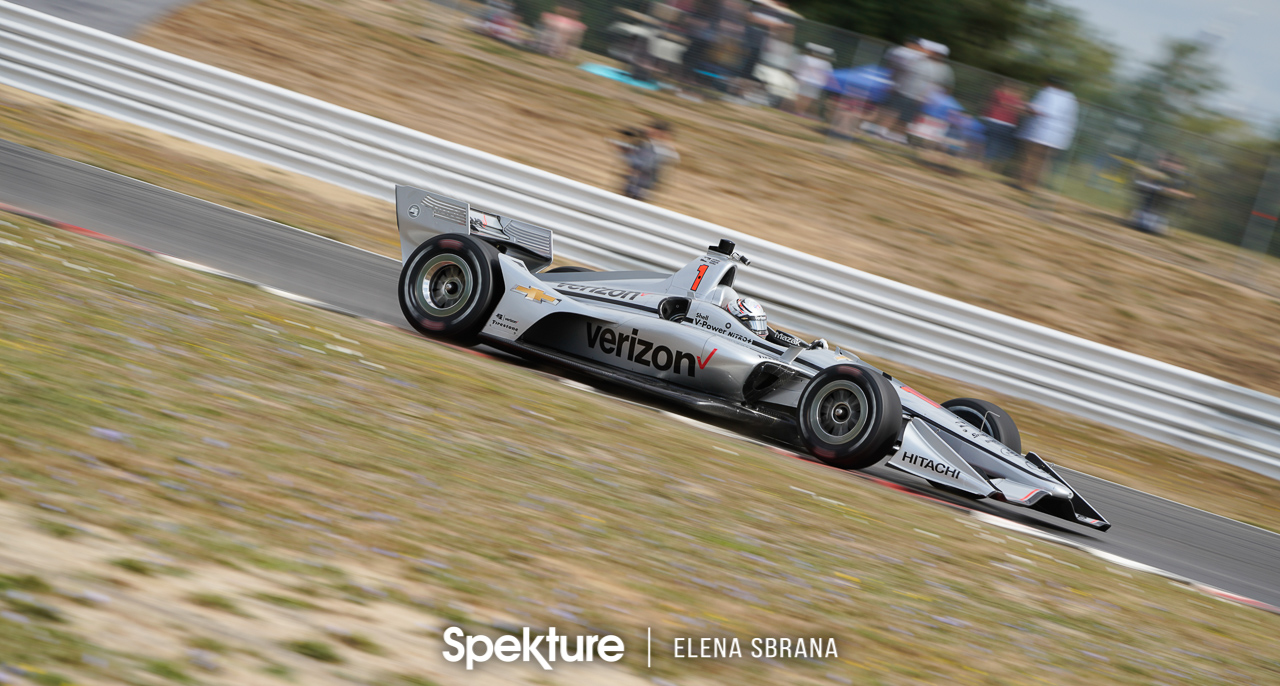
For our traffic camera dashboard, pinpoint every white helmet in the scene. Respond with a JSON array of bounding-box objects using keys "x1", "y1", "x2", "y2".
[{"x1": 726, "y1": 296, "x2": 768, "y2": 337}]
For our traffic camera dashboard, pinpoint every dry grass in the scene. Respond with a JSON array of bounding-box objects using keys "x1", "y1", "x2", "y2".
[
  {"x1": 133, "y1": 0, "x2": 1280, "y2": 397},
  {"x1": 3, "y1": 211, "x2": 1280, "y2": 684}
]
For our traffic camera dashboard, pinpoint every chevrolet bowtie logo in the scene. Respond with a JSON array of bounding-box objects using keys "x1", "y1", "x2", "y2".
[{"x1": 513, "y1": 285, "x2": 560, "y2": 304}]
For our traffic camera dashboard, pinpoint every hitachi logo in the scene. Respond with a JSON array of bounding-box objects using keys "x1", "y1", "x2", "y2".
[
  {"x1": 901, "y1": 452, "x2": 961, "y2": 480},
  {"x1": 586, "y1": 323, "x2": 703, "y2": 377}
]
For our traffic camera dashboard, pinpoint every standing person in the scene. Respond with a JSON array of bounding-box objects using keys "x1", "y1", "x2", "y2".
[
  {"x1": 647, "y1": 120, "x2": 680, "y2": 188},
  {"x1": 613, "y1": 127, "x2": 656, "y2": 200},
  {"x1": 1130, "y1": 153, "x2": 1194, "y2": 235},
  {"x1": 884, "y1": 36, "x2": 922, "y2": 85},
  {"x1": 536, "y1": 3, "x2": 585, "y2": 60},
  {"x1": 1017, "y1": 76, "x2": 1078, "y2": 191},
  {"x1": 710, "y1": 0, "x2": 749, "y2": 88},
  {"x1": 864, "y1": 37, "x2": 921, "y2": 138},
  {"x1": 792, "y1": 44, "x2": 833, "y2": 119},
  {"x1": 875, "y1": 39, "x2": 951, "y2": 143},
  {"x1": 982, "y1": 79, "x2": 1024, "y2": 172},
  {"x1": 613, "y1": 121, "x2": 678, "y2": 201}
]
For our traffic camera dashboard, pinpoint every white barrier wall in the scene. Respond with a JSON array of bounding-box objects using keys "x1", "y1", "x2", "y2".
[{"x1": 3, "y1": 1, "x2": 1280, "y2": 478}]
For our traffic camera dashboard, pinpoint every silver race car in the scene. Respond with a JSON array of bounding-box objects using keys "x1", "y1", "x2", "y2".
[{"x1": 394, "y1": 185, "x2": 1110, "y2": 531}]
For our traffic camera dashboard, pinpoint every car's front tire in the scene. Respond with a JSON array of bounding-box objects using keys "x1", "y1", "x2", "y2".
[
  {"x1": 798, "y1": 365, "x2": 902, "y2": 469},
  {"x1": 941, "y1": 397, "x2": 1021, "y2": 453},
  {"x1": 398, "y1": 233, "x2": 503, "y2": 346}
]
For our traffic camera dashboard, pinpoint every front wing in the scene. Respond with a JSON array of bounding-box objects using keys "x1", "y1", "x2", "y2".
[{"x1": 885, "y1": 418, "x2": 1111, "y2": 531}]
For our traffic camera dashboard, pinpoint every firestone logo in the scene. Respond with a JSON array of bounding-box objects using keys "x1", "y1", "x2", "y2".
[{"x1": 442, "y1": 627, "x2": 625, "y2": 670}]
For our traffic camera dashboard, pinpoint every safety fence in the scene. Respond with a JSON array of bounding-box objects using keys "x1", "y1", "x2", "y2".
[{"x1": 4, "y1": 0, "x2": 1280, "y2": 480}]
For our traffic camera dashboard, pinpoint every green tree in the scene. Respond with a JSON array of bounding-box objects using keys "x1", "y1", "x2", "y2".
[
  {"x1": 786, "y1": 0, "x2": 1029, "y2": 67},
  {"x1": 1126, "y1": 36, "x2": 1225, "y2": 125},
  {"x1": 985, "y1": 0, "x2": 1118, "y2": 103},
  {"x1": 785, "y1": 0, "x2": 1116, "y2": 98}
]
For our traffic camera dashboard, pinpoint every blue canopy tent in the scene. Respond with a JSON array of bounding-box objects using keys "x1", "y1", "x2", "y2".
[{"x1": 825, "y1": 65, "x2": 892, "y2": 102}]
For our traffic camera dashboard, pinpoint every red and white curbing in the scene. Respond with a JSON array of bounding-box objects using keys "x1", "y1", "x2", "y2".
[{"x1": 5, "y1": 201, "x2": 1279, "y2": 618}]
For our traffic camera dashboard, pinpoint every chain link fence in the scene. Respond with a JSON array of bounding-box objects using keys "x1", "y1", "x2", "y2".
[{"x1": 440, "y1": 0, "x2": 1280, "y2": 263}]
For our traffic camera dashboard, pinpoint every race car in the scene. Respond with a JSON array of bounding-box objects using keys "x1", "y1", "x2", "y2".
[{"x1": 394, "y1": 185, "x2": 1110, "y2": 531}]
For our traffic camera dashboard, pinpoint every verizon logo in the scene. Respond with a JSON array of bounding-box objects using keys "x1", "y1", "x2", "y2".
[{"x1": 586, "y1": 323, "x2": 713, "y2": 377}]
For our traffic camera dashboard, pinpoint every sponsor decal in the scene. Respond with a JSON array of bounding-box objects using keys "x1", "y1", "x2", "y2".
[
  {"x1": 673, "y1": 637, "x2": 838, "y2": 659},
  {"x1": 489, "y1": 312, "x2": 520, "y2": 333},
  {"x1": 692, "y1": 312, "x2": 755, "y2": 344},
  {"x1": 443, "y1": 627, "x2": 624, "y2": 670},
  {"x1": 421, "y1": 195, "x2": 467, "y2": 225},
  {"x1": 513, "y1": 285, "x2": 560, "y2": 304},
  {"x1": 407, "y1": 204, "x2": 421, "y2": 218},
  {"x1": 900, "y1": 451, "x2": 961, "y2": 480},
  {"x1": 691, "y1": 264, "x2": 709, "y2": 291},
  {"x1": 556, "y1": 282, "x2": 645, "y2": 301},
  {"x1": 585, "y1": 323, "x2": 708, "y2": 377}
]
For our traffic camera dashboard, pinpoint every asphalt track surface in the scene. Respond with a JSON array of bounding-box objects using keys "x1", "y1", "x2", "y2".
[
  {"x1": 7, "y1": 0, "x2": 189, "y2": 36},
  {"x1": 4, "y1": 139, "x2": 1280, "y2": 611}
]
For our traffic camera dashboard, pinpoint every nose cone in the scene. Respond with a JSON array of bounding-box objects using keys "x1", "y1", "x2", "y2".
[{"x1": 1047, "y1": 482, "x2": 1074, "y2": 500}]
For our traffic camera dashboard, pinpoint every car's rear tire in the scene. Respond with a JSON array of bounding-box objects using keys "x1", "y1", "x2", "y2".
[
  {"x1": 798, "y1": 365, "x2": 902, "y2": 469},
  {"x1": 398, "y1": 233, "x2": 503, "y2": 346},
  {"x1": 542, "y1": 265, "x2": 595, "y2": 273},
  {"x1": 941, "y1": 397, "x2": 1021, "y2": 453}
]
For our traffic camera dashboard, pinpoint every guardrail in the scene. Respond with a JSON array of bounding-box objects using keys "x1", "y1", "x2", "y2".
[{"x1": 4, "y1": 1, "x2": 1280, "y2": 479}]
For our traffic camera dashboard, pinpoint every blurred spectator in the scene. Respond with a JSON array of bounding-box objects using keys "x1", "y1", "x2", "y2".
[
  {"x1": 1016, "y1": 76, "x2": 1078, "y2": 191},
  {"x1": 864, "y1": 38, "x2": 921, "y2": 138},
  {"x1": 754, "y1": 19, "x2": 797, "y2": 105},
  {"x1": 536, "y1": 3, "x2": 586, "y2": 60},
  {"x1": 735, "y1": 10, "x2": 774, "y2": 102},
  {"x1": 885, "y1": 36, "x2": 923, "y2": 82},
  {"x1": 792, "y1": 43, "x2": 833, "y2": 118},
  {"x1": 874, "y1": 39, "x2": 952, "y2": 143},
  {"x1": 982, "y1": 80, "x2": 1025, "y2": 171},
  {"x1": 647, "y1": 3, "x2": 691, "y2": 81},
  {"x1": 679, "y1": 0, "x2": 718, "y2": 88},
  {"x1": 613, "y1": 121, "x2": 678, "y2": 201},
  {"x1": 1130, "y1": 153, "x2": 1194, "y2": 235},
  {"x1": 470, "y1": 0, "x2": 524, "y2": 45},
  {"x1": 697, "y1": 0, "x2": 748, "y2": 92},
  {"x1": 649, "y1": 120, "x2": 681, "y2": 183}
]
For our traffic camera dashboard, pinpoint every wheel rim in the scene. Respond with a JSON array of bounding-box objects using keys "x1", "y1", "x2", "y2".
[
  {"x1": 808, "y1": 380, "x2": 869, "y2": 445},
  {"x1": 415, "y1": 254, "x2": 474, "y2": 317},
  {"x1": 950, "y1": 406, "x2": 995, "y2": 438}
]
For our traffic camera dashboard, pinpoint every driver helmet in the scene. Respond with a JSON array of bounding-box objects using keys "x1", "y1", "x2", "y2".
[{"x1": 726, "y1": 296, "x2": 768, "y2": 337}]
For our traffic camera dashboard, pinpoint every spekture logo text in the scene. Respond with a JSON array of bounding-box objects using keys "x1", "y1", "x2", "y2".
[{"x1": 442, "y1": 627, "x2": 624, "y2": 670}]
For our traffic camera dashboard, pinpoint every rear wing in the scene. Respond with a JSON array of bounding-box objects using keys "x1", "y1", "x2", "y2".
[{"x1": 395, "y1": 185, "x2": 554, "y2": 272}]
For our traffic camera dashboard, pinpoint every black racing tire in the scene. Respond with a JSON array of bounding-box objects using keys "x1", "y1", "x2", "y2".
[
  {"x1": 398, "y1": 233, "x2": 503, "y2": 346},
  {"x1": 941, "y1": 397, "x2": 1021, "y2": 454},
  {"x1": 542, "y1": 265, "x2": 596, "y2": 273},
  {"x1": 797, "y1": 364, "x2": 903, "y2": 470}
]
